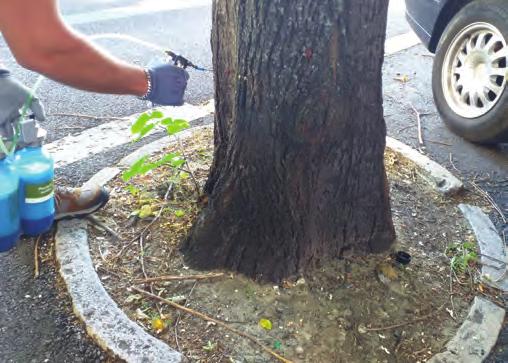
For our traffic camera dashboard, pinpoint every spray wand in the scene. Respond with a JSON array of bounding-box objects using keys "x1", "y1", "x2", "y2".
[{"x1": 165, "y1": 50, "x2": 212, "y2": 72}]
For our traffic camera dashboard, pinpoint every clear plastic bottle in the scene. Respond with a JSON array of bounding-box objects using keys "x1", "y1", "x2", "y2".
[
  {"x1": 14, "y1": 146, "x2": 55, "y2": 236},
  {"x1": 0, "y1": 154, "x2": 20, "y2": 252}
]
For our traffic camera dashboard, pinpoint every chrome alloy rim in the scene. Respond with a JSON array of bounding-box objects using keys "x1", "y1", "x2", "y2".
[{"x1": 442, "y1": 22, "x2": 507, "y2": 118}]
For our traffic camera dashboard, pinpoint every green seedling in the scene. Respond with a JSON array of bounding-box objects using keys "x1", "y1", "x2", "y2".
[
  {"x1": 446, "y1": 241, "x2": 478, "y2": 275},
  {"x1": 202, "y1": 340, "x2": 217, "y2": 352},
  {"x1": 122, "y1": 110, "x2": 190, "y2": 184}
]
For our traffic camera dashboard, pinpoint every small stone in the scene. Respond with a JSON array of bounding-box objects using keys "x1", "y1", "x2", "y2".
[
  {"x1": 295, "y1": 346, "x2": 304, "y2": 355},
  {"x1": 296, "y1": 278, "x2": 306, "y2": 286}
]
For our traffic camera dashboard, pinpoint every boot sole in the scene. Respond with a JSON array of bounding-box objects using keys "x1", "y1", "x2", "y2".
[{"x1": 54, "y1": 193, "x2": 110, "y2": 221}]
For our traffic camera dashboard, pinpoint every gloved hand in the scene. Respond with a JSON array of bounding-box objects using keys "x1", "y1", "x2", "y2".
[
  {"x1": 145, "y1": 64, "x2": 189, "y2": 106},
  {"x1": 0, "y1": 70, "x2": 46, "y2": 128}
]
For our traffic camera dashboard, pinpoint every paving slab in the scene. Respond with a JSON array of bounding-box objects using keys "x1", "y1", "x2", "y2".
[
  {"x1": 459, "y1": 204, "x2": 508, "y2": 291},
  {"x1": 429, "y1": 297, "x2": 505, "y2": 363},
  {"x1": 386, "y1": 136, "x2": 463, "y2": 195}
]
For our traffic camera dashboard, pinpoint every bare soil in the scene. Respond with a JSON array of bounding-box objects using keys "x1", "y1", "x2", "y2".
[{"x1": 88, "y1": 127, "x2": 489, "y2": 363}]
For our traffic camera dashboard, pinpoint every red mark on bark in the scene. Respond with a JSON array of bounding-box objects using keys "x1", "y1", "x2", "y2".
[{"x1": 303, "y1": 48, "x2": 313, "y2": 61}]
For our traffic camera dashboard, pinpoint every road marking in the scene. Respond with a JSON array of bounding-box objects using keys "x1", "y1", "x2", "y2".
[
  {"x1": 65, "y1": 0, "x2": 212, "y2": 26},
  {"x1": 385, "y1": 31, "x2": 421, "y2": 55},
  {"x1": 49, "y1": 101, "x2": 214, "y2": 169}
]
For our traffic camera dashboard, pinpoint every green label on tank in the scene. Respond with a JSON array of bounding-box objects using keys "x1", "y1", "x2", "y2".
[{"x1": 25, "y1": 180, "x2": 54, "y2": 204}]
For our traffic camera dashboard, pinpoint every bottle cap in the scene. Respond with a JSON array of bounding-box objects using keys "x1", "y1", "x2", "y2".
[{"x1": 17, "y1": 116, "x2": 47, "y2": 148}]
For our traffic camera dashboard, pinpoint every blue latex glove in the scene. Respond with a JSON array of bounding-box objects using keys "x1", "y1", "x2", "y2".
[
  {"x1": 146, "y1": 64, "x2": 189, "y2": 106},
  {"x1": 0, "y1": 70, "x2": 46, "y2": 128}
]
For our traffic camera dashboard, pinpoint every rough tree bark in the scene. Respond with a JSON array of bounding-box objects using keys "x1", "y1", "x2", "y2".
[{"x1": 182, "y1": 0, "x2": 396, "y2": 282}]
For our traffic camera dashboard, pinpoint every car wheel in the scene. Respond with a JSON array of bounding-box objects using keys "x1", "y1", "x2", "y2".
[{"x1": 432, "y1": 0, "x2": 508, "y2": 144}]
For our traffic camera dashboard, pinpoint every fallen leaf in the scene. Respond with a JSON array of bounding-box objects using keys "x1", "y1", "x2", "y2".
[
  {"x1": 151, "y1": 318, "x2": 165, "y2": 332},
  {"x1": 394, "y1": 74, "x2": 410, "y2": 83},
  {"x1": 139, "y1": 205, "x2": 154, "y2": 219},
  {"x1": 259, "y1": 318, "x2": 273, "y2": 331},
  {"x1": 174, "y1": 209, "x2": 186, "y2": 218}
]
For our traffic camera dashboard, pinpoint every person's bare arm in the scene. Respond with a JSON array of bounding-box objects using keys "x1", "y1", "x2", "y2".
[{"x1": 0, "y1": 0, "x2": 148, "y2": 96}]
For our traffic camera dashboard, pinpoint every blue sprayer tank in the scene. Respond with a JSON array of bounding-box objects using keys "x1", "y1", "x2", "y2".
[
  {"x1": 0, "y1": 154, "x2": 21, "y2": 252},
  {"x1": 13, "y1": 117, "x2": 55, "y2": 236}
]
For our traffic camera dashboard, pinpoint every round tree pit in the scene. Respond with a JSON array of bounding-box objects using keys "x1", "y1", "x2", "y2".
[{"x1": 89, "y1": 128, "x2": 489, "y2": 363}]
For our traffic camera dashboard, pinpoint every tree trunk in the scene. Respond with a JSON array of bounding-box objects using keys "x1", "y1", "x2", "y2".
[{"x1": 182, "y1": 0, "x2": 396, "y2": 282}]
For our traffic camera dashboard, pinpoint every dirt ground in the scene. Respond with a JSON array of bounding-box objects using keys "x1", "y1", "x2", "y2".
[{"x1": 88, "y1": 128, "x2": 490, "y2": 363}]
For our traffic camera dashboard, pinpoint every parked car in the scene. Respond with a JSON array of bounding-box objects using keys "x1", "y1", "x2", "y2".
[{"x1": 405, "y1": 0, "x2": 507, "y2": 143}]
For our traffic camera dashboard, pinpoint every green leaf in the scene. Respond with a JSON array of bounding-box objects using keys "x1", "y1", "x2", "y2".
[
  {"x1": 160, "y1": 117, "x2": 174, "y2": 126},
  {"x1": 131, "y1": 113, "x2": 151, "y2": 134},
  {"x1": 462, "y1": 242, "x2": 476, "y2": 251},
  {"x1": 131, "y1": 111, "x2": 163, "y2": 133},
  {"x1": 259, "y1": 318, "x2": 273, "y2": 331},
  {"x1": 166, "y1": 119, "x2": 189, "y2": 136},
  {"x1": 174, "y1": 209, "x2": 186, "y2": 218},
  {"x1": 122, "y1": 156, "x2": 149, "y2": 182},
  {"x1": 134, "y1": 123, "x2": 156, "y2": 141},
  {"x1": 139, "y1": 205, "x2": 154, "y2": 219},
  {"x1": 158, "y1": 152, "x2": 180, "y2": 165},
  {"x1": 202, "y1": 341, "x2": 216, "y2": 352},
  {"x1": 139, "y1": 161, "x2": 159, "y2": 175},
  {"x1": 170, "y1": 158, "x2": 186, "y2": 168},
  {"x1": 126, "y1": 185, "x2": 140, "y2": 196},
  {"x1": 179, "y1": 172, "x2": 189, "y2": 180}
]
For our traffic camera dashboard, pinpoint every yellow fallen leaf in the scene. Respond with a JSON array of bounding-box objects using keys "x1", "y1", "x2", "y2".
[
  {"x1": 139, "y1": 205, "x2": 153, "y2": 219},
  {"x1": 394, "y1": 74, "x2": 410, "y2": 83},
  {"x1": 259, "y1": 318, "x2": 273, "y2": 331},
  {"x1": 151, "y1": 318, "x2": 165, "y2": 332}
]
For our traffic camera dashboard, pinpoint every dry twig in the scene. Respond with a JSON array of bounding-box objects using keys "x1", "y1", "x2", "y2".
[
  {"x1": 86, "y1": 215, "x2": 121, "y2": 241},
  {"x1": 48, "y1": 112, "x2": 126, "y2": 121},
  {"x1": 175, "y1": 135, "x2": 201, "y2": 196},
  {"x1": 426, "y1": 139, "x2": 452, "y2": 146},
  {"x1": 132, "y1": 287, "x2": 293, "y2": 363},
  {"x1": 175, "y1": 281, "x2": 198, "y2": 351},
  {"x1": 470, "y1": 181, "x2": 507, "y2": 224},
  {"x1": 409, "y1": 104, "x2": 431, "y2": 148},
  {"x1": 138, "y1": 234, "x2": 162, "y2": 316},
  {"x1": 449, "y1": 153, "x2": 460, "y2": 174},
  {"x1": 134, "y1": 273, "x2": 225, "y2": 284},
  {"x1": 34, "y1": 235, "x2": 42, "y2": 279},
  {"x1": 365, "y1": 303, "x2": 446, "y2": 332},
  {"x1": 449, "y1": 267, "x2": 456, "y2": 320}
]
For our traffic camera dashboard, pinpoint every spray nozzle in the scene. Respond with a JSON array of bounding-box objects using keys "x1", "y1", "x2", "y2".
[{"x1": 164, "y1": 50, "x2": 211, "y2": 72}]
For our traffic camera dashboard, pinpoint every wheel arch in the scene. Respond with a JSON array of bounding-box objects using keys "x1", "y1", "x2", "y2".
[{"x1": 429, "y1": 0, "x2": 474, "y2": 53}]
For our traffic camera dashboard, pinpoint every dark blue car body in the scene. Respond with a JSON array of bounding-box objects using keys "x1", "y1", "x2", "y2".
[{"x1": 405, "y1": 0, "x2": 473, "y2": 52}]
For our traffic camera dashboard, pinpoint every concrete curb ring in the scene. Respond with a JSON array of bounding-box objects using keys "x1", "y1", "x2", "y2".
[{"x1": 55, "y1": 126, "x2": 506, "y2": 363}]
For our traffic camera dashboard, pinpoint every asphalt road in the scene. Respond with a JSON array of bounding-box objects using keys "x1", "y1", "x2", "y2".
[{"x1": 0, "y1": 0, "x2": 506, "y2": 361}]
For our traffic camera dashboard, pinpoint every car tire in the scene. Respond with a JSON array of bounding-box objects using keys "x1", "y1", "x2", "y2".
[{"x1": 432, "y1": 0, "x2": 508, "y2": 144}]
